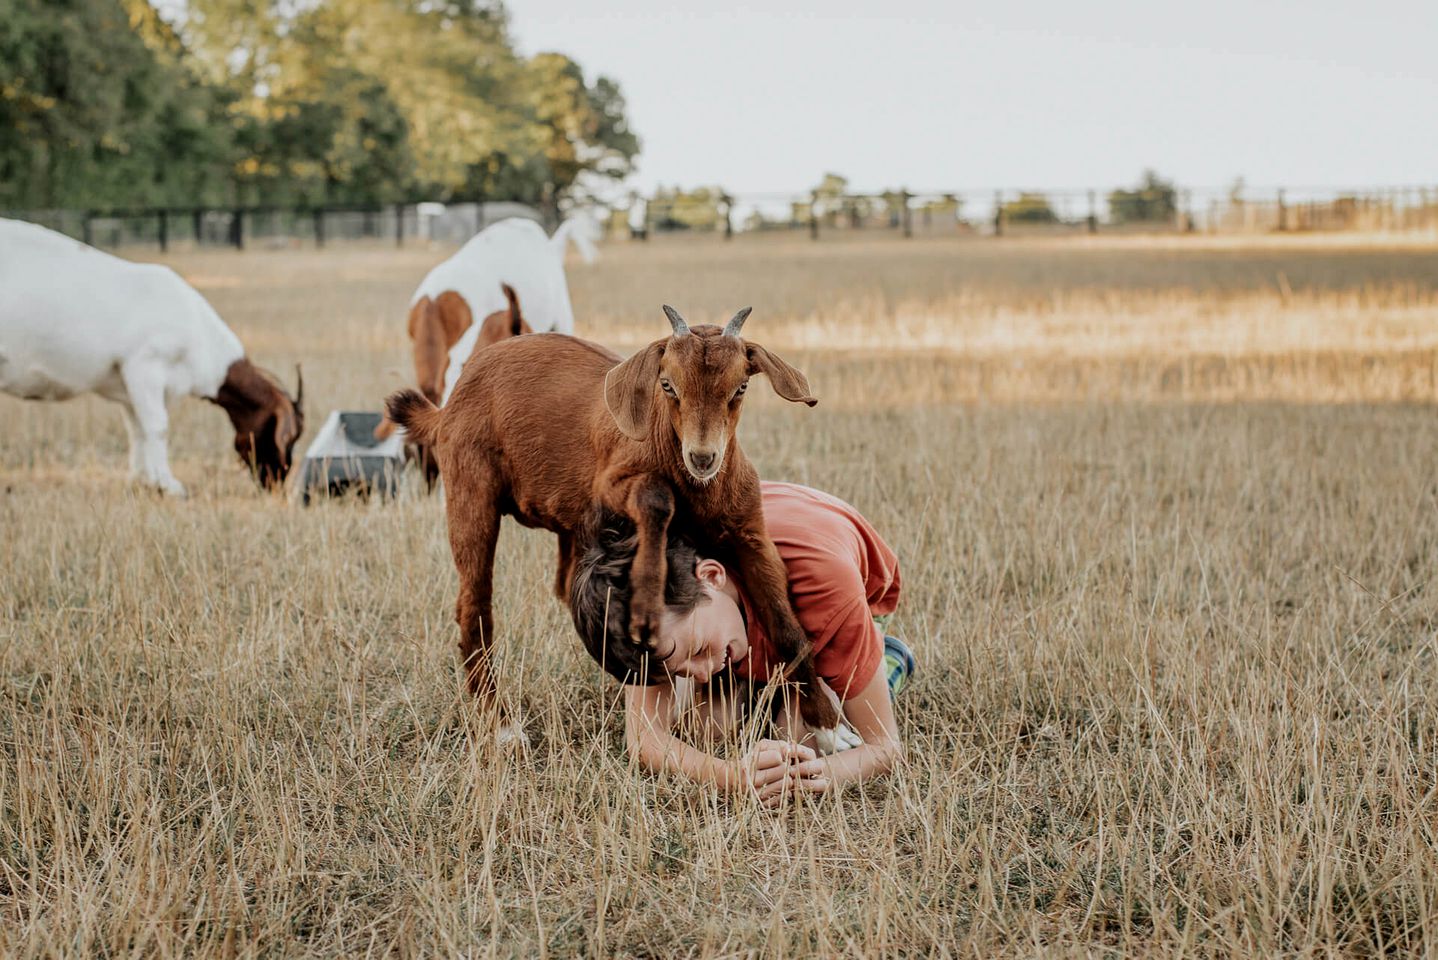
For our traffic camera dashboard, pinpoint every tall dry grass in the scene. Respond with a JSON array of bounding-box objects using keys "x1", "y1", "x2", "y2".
[{"x1": 1, "y1": 233, "x2": 1435, "y2": 956}]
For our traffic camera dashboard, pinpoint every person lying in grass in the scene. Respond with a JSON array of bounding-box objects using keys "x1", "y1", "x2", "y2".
[{"x1": 568, "y1": 481, "x2": 915, "y2": 807}]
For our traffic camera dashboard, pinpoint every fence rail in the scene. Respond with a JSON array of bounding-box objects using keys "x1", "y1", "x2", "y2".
[
  {"x1": 2, "y1": 201, "x2": 549, "y2": 252},
  {"x1": 8, "y1": 184, "x2": 1438, "y2": 252}
]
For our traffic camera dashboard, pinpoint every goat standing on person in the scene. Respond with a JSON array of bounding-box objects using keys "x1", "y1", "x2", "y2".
[
  {"x1": 0, "y1": 218, "x2": 304, "y2": 495},
  {"x1": 374, "y1": 215, "x2": 597, "y2": 455},
  {"x1": 385, "y1": 307, "x2": 842, "y2": 747}
]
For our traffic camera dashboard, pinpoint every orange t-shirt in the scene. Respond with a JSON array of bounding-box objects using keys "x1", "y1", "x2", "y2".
[{"x1": 732, "y1": 482, "x2": 901, "y2": 700}]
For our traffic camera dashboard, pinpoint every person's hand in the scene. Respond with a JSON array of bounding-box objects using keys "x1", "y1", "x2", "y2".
[
  {"x1": 786, "y1": 757, "x2": 833, "y2": 800},
  {"x1": 738, "y1": 739, "x2": 815, "y2": 808}
]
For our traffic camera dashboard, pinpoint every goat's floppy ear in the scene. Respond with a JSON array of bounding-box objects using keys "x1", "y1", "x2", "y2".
[
  {"x1": 406, "y1": 298, "x2": 431, "y2": 340},
  {"x1": 605, "y1": 340, "x2": 665, "y2": 440},
  {"x1": 747, "y1": 343, "x2": 817, "y2": 406},
  {"x1": 272, "y1": 398, "x2": 303, "y2": 465},
  {"x1": 435, "y1": 291, "x2": 473, "y2": 347}
]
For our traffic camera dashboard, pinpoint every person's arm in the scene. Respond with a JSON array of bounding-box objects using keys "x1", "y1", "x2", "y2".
[
  {"x1": 790, "y1": 669, "x2": 903, "y2": 793},
  {"x1": 623, "y1": 683, "x2": 816, "y2": 802}
]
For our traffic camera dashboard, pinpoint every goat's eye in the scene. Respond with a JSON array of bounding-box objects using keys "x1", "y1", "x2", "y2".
[
  {"x1": 660, "y1": 379, "x2": 676, "y2": 397},
  {"x1": 732, "y1": 380, "x2": 749, "y2": 400}
]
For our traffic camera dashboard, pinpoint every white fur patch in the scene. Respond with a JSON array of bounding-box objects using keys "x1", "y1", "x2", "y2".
[
  {"x1": 813, "y1": 727, "x2": 840, "y2": 756},
  {"x1": 496, "y1": 722, "x2": 530, "y2": 749}
]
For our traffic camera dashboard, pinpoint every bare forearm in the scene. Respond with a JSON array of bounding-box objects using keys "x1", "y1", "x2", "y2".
[
  {"x1": 817, "y1": 737, "x2": 901, "y2": 786},
  {"x1": 628, "y1": 727, "x2": 738, "y2": 791}
]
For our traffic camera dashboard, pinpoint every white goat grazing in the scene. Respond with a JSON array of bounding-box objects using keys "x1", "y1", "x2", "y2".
[
  {"x1": 0, "y1": 218, "x2": 304, "y2": 496},
  {"x1": 374, "y1": 214, "x2": 599, "y2": 452},
  {"x1": 417, "y1": 215, "x2": 597, "y2": 403}
]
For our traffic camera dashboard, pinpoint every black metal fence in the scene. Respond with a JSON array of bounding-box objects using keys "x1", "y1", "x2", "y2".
[
  {"x1": 627, "y1": 184, "x2": 1438, "y2": 241},
  {"x1": 2, "y1": 201, "x2": 548, "y2": 252},
  {"x1": 8, "y1": 184, "x2": 1438, "y2": 252}
]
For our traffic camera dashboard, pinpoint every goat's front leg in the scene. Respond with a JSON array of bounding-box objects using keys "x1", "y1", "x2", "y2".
[
  {"x1": 612, "y1": 475, "x2": 675, "y2": 648},
  {"x1": 119, "y1": 358, "x2": 185, "y2": 497},
  {"x1": 732, "y1": 530, "x2": 842, "y2": 736}
]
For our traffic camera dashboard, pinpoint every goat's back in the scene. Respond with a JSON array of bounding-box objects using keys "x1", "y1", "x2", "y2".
[
  {"x1": 0, "y1": 218, "x2": 244, "y2": 400},
  {"x1": 435, "y1": 332, "x2": 623, "y2": 529}
]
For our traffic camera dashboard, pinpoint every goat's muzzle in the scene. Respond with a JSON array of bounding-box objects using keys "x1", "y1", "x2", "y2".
[{"x1": 683, "y1": 446, "x2": 722, "y2": 483}]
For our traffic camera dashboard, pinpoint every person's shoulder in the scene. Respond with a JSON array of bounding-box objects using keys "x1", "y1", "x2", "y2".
[
  {"x1": 759, "y1": 480, "x2": 861, "y2": 514},
  {"x1": 758, "y1": 483, "x2": 867, "y2": 582},
  {"x1": 760, "y1": 482, "x2": 870, "y2": 538}
]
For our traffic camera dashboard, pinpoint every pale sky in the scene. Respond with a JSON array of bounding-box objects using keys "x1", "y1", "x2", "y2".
[{"x1": 505, "y1": 0, "x2": 1438, "y2": 197}]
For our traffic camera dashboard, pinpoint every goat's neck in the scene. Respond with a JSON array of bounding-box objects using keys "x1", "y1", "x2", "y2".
[{"x1": 211, "y1": 358, "x2": 277, "y2": 429}]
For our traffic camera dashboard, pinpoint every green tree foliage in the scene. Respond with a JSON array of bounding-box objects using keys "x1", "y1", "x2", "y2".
[
  {"x1": 1, "y1": 0, "x2": 640, "y2": 210},
  {"x1": 1108, "y1": 170, "x2": 1178, "y2": 224},
  {"x1": 649, "y1": 185, "x2": 725, "y2": 231},
  {"x1": 1001, "y1": 192, "x2": 1058, "y2": 224},
  {"x1": 0, "y1": 0, "x2": 234, "y2": 208}
]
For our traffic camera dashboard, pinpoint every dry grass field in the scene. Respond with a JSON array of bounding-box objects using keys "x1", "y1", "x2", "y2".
[{"x1": 2, "y1": 231, "x2": 1436, "y2": 957}]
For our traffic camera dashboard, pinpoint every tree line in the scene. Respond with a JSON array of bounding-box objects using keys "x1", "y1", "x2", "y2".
[{"x1": 0, "y1": 0, "x2": 640, "y2": 212}]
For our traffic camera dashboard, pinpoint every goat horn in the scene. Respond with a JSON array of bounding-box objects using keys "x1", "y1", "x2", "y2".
[
  {"x1": 662, "y1": 305, "x2": 690, "y2": 337},
  {"x1": 723, "y1": 306, "x2": 752, "y2": 338},
  {"x1": 294, "y1": 363, "x2": 304, "y2": 411}
]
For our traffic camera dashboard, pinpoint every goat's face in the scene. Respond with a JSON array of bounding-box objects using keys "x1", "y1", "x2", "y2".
[
  {"x1": 219, "y1": 361, "x2": 305, "y2": 491},
  {"x1": 604, "y1": 307, "x2": 817, "y2": 484}
]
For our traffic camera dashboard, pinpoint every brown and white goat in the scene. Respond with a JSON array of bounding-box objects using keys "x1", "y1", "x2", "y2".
[
  {"x1": 384, "y1": 309, "x2": 841, "y2": 741},
  {"x1": 375, "y1": 283, "x2": 528, "y2": 485},
  {"x1": 0, "y1": 217, "x2": 304, "y2": 496}
]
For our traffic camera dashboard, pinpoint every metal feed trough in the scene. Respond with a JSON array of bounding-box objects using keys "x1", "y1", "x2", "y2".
[{"x1": 294, "y1": 410, "x2": 405, "y2": 505}]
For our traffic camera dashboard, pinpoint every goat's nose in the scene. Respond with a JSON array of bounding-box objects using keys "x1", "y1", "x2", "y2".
[{"x1": 688, "y1": 450, "x2": 716, "y2": 473}]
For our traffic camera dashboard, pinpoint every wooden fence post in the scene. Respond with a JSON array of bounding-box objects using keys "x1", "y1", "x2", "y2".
[
  {"x1": 157, "y1": 210, "x2": 168, "y2": 252},
  {"x1": 721, "y1": 193, "x2": 733, "y2": 240},
  {"x1": 230, "y1": 209, "x2": 244, "y2": 250},
  {"x1": 1277, "y1": 189, "x2": 1287, "y2": 231},
  {"x1": 313, "y1": 209, "x2": 325, "y2": 248},
  {"x1": 192, "y1": 208, "x2": 203, "y2": 246},
  {"x1": 395, "y1": 203, "x2": 404, "y2": 247},
  {"x1": 809, "y1": 193, "x2": 819, "y2": 241},
  {"x1": 1087, "y1": 190, "x2": 1097, "y2": 234},
  {"x1": 993, "y1": 192, "x2": 1003, "y2": 237},
  {"x1": 82, "y1": 212, "x2": 93, "y2": 246},
  {"x1": 902, "y1": 189, "x2": 913, "y2": 238}
]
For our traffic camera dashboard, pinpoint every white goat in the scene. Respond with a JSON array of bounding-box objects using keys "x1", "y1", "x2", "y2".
[
  {"x1": 0, "y1": 218, "x2": 304, "y2": 496},
  {"x1": 374, "y1": 214, "x2": 598, "y2": 454},
  {"x1": 437, "y1": 215, "x2": 597, "y2": 401}
]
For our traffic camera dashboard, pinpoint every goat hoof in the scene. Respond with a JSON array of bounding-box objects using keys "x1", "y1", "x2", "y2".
[
  {"x1": 151, "y1": 478, "x2": 188, "y2": 498},
  {"x1": 496, "y1": 722, "x2": 530, "y2": 750},
  {"x1": 629, "y1": 607, "x2": 662, "y2": 648},
  {"x1": 813, "y1": 727, "x2": 840, "y2": 756}
]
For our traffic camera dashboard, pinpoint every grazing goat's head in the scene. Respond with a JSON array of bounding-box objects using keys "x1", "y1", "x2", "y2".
[
  {"x1": 408, "y1": 291, "x2": 473, "y2": 404},
  {"x1": 604, "y1": 306, "x2": 816, "y2": 483},
  {"x1": 215, "y1": 360, "x2": 305, "y2": 490},
  {"x1": 377, "y1": 284, "x2": 524, "y2": 442}
]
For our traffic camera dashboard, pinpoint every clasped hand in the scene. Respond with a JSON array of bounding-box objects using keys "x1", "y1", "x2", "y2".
[{"x1": 739, "y1": 739, "x2": 830, "y2": 808}]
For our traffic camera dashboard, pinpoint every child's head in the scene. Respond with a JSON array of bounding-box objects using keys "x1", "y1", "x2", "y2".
[{"x1": 569, "y1": 514, "x2": 750, "y2": 685}]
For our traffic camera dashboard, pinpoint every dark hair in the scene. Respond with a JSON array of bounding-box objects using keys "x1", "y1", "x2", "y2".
[{"x1": 569, "y1": 511, "x2": 709, "y2": 684}]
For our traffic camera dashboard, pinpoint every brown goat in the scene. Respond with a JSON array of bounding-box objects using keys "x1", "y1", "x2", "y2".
[
  {"x1": 212, "y1": 360, "x2": 305, "y2": 490},
  {"x1": 376, "y1": 283, "x2": 529, "y2": 485},
  {"x1": 384, "y1": 308, "x2": 841, "y2": 740}
]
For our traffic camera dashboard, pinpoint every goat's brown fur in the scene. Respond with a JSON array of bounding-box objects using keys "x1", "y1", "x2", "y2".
[
  {"x1": 376, "y1": 284, "x2": 530, "y2": 487},
  {"x1": 385, "y1": 318, "x2": 839, "y2": 734},
  {"x1": 211, "y1": 358, "x2": 305, "y2": 491}
]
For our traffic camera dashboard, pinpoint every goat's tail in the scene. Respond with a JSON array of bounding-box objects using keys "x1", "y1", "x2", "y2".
[
  {"x1": 384, "y1": 388, "x2": 442, "y2": 447},
  {"x1": 551, "y1": 212, "x2": 600, "y2": 265},
  {"x1": 500, "y1": 282, "x2": 524, "y2": 336}
]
